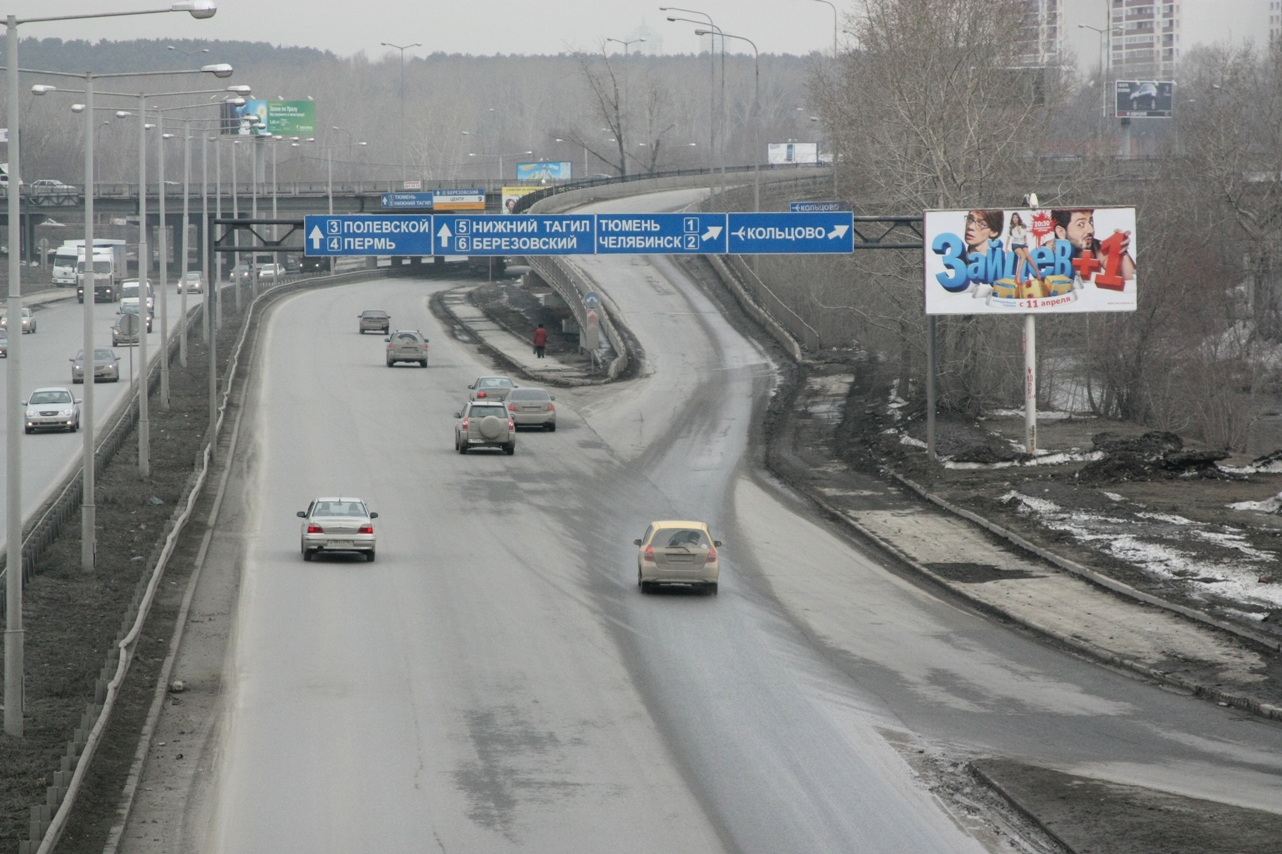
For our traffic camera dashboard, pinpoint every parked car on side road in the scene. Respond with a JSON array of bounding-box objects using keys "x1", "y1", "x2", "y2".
[
  {"x1": 506, "y1": 387, "x2": 556, "y2": 431},
  {"x1": 468, "y1": 376, "x2": 516, "y2": 401},
  {"x1": 454, "y1": 400, "x2": 516, "y2": 454},
  {"x1": 385, "y1": 329, "x2": 428, "y2": 367},
  {"x1": 297, "y1": 497, "x2": 378, "y2": 562},
  {"x1": 71, "y1": 348, "x2": 121, "y2": 383},
  {"x1": 359, "y1": 310, "x2": 390, "y2": 334},
  {"x1": 634, "y1": 521, "x2": 722, "y2": 595},
  {"x1": 24, "y1": 387, "x2": 80, "y2": 434}
]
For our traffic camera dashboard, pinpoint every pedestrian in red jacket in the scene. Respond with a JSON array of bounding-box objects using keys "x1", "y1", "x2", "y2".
[{"x1": 533, "y1": 323, "x2": 548, "y2": 359}]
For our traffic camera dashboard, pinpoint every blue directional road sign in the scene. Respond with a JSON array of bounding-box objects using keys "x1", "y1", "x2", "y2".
[
  {"x1": 433, "y1": 214, "x2": 594, "y2": 255},
  {"x1": 381, "y1": 192, "x2": 433, "y2": 209},
  {"x1": 790, "y1": 201, "x2": 852, "y2": 213},
  {"x1": 304, "y1": 215, "x2": 435, "y2": 256},
  {"x1": 595, "y1": 213, "x2": 727, "y2": 254},
  {"x1": 582, "y1": 291, "x2": 601, "y2": 309},
  {"x1": 727, "y1": 212, "x2": 853, "y2": 254}
]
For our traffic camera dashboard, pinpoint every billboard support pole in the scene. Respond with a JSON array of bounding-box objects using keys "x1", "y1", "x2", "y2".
[
  {"x1": 1024, "y1": 314, "x2": 1036, "y2": 455},
  {"x1": 926, "y1": 314, "x2": 936, "y2": 461}
]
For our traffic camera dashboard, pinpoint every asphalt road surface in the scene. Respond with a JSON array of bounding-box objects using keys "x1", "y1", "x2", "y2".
[
  {"x1": 198, "y1": 191, "x2": 1282, "y2": 852},
  {"x1": 0, "y1": 287, "x2": 204, "y2": 548}
]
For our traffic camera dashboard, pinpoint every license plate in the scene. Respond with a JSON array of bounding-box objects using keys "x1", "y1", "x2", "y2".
[
  {"x1": 327, "y1": 540, "x2": 353, "y2": 549},
  {"x1": 667, "y1": 554, "x2": 695, "y2": 563}
]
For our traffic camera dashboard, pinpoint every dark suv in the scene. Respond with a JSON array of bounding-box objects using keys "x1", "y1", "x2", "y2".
[{"x1": 385, "y1": 329, "x2": 428, "y2": 367}]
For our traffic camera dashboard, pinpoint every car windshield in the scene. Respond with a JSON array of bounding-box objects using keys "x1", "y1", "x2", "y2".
[
  {"x1": 478, "y1": 378, "x2": 512, "y2": 389},
  {"x1": 312, "y1": 501, "x2": 366, "y2": 517},
  {"x1": 508, "y1": 389, "x2": 549, "y2": 401},
  {"x1": 121, "y1": 304, "x2": 140, "y2": 315},
  {"x1": 655, "y1": 528, "x2": 710, "y2": 549},
  {"x1": 94, "y1": 349, "x2": 115, "y2": 361},
  {"x1": 30, "y1": 390, "x2": 72, "y2": 405},
  {"x1": 469, "y1": 406, "x2": 507, "y2": 419}
]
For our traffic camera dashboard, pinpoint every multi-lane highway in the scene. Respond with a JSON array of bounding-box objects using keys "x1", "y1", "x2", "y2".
[
  {"x1": 0, "y1": 287, "x2": 204, "y2": 544},
  {"x1": 149, "y1": 190, "x2": 1282, "y2": 852}
]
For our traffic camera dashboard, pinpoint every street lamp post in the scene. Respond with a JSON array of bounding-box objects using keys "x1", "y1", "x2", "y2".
[
  {"x1": 1079, "y1": 23, "x2": 1110, "y2": 119},
  {"x1": 605, "y1": 37, "x2": 646, "y2": 174},
  {"x1": 4, "y1": 0, "x2": 220, "y2": 740},
  {"x1": 703, "y1": 30, "x2": 759, "y2": 211},
  {"x1": 663, "y1": 9, "x2": 718, "y2": 202},
  {"x1": 380, "y1": 41, "x2": 420, "y2": 185},
  {"x1": 806, "y1": 0, "x2": 839, "y2": 57}
]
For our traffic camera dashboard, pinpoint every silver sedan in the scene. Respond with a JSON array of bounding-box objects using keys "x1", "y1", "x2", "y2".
[
  {"x1": 298, "y1": 497, "x2": 378, "y2": 562},
  {"x1": 71, "y1": 348, "x2": 121, "y2": 383},
  {"x1": 1, "y1": 307, "x2": 35, "y2": 333},
  {"x1": 25, "y1": 386, "x2": 80, "y2": 433}
]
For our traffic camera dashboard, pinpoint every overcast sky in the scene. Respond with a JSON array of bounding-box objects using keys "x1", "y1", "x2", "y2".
[{"x1": 10, "y1": 0, "x2": 1111, "y2": 66}]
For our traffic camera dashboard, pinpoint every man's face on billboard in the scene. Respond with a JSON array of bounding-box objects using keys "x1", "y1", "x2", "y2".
[{"x1": 1057, "y1": 211, "x2": 1095, "y2": 251}]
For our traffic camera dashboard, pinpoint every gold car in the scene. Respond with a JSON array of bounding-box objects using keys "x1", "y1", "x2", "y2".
[{"x1": 634, "y1": 521, "x2": 722, "y2": 595}]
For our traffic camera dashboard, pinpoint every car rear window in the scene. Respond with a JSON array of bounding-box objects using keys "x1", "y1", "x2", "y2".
[
  {"x1": 469, "y1": 406, "x2": 507, "y2": 419},
  {"x1": 508, "y1": 389, "x2": 550, "y2": 401},
  {"x1": 654, "y1": 529, "x2": 710, "y2": 549},
  {"x1": 363, "y1": 311, "x2": 388, "y2": 318},
  {"x1": 313, "y1": 501, "x2": 366, "y2": 517},
  {"x1": 478, "y1": 378, "x2": 513, "y2": 388}
]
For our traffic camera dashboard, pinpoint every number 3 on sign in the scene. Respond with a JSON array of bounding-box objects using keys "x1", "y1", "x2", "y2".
[{"x1": 1094, "y1": 231, "x2": 1129, "y2": 291}]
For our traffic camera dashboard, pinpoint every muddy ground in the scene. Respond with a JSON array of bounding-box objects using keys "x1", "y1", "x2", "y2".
[{"x1": 0, "y1": 297, "x2": 247, "y2": 853}]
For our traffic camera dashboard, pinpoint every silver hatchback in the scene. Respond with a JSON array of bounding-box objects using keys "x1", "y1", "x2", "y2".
[{"x1": 298, "y1": 497, "x2": 378, "y2": 562}]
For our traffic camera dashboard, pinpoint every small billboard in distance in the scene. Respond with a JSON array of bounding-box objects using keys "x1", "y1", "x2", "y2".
[
  {"x1": 767, "y1": 143, "x2": 818, "y2": 165},
  {"x1": 502, "y1": 186, "x2": 541, "y2": 213},
  {"x1": 517, "y1": 161, "x2": 572, "y2": 182},
  {"x1": 1114, "y1": 81, "x2": 1174, "y2": 118}
]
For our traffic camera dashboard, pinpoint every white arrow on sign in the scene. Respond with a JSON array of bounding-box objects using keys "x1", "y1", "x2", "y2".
[
  {"x1": 702, "y1": 225, "x2": 723, "y2": 241},
  {"x1": 309, "y1": 225, "x2": 324, "y2": 250},
  {"x1": 827, "y1": 225, "x2": 850, "y2": 239},
  {"x1": 731, "y1": 226, "x2": 746, "y2": 240},
  {"x1": 437, "y1": 222, "x2": 453, "y2": 248}
]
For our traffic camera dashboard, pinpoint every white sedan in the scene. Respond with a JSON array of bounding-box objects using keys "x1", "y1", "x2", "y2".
[
  {"x1": 297, "y1": 497, "x2": 378, "y2": 562},
  {"x1": 25, "y1": 387, "x2": 80, "y2": 433}
]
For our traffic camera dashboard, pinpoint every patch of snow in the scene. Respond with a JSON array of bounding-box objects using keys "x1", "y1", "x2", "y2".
[
  {"x1": 1002, "y1": 491, "x2": 1282, "y2": 610},
  {"x1": 941, "y1": 450, "x2": 1103, "y2": 471},
  {"x1": 1103, "y1": 492, "x2": 1124, "y2": 502},
  {"x1": 900, "y1": 434, "x2": 928, "y2": 449},
  {"x1": 986, "y1": 408, "x2": 1080, "y2": 421},
  {"x1": 1228, "y1": 496, "x2": 1282, "y2": 513}
]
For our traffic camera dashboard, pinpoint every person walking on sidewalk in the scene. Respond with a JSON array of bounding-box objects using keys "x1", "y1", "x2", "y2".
[{"x1": 533, "y1": 323, "x2": 547, "y2": 359}]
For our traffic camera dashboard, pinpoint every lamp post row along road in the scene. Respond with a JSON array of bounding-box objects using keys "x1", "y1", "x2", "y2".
[{"x1": 4, "y1": 0, "x2": 221, "y2": 739}]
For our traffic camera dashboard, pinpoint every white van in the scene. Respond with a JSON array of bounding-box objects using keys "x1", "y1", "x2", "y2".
[
  {"x1": 51, "y1": 247, "x2": 79, "y2": 286},
  {"x1": 119, "y1": 280, "x2": 154, "y2": 316}
]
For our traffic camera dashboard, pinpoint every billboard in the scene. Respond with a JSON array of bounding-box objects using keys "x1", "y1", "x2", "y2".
[
  {"x1": 1115, "y1": 81, "x2": 1174, "y2": 118},
  {"x1": 767, "y1": 142, "x2": 818, "y2": 165},
  {"x1": 516, "y1": 161, "x2": 572, "y2": 182},
  {"x1": 222, "y1": 99, "x2": 316, "y2": 135},
  {"x1": 924, "y1": 207, "x2": 1137, "y2": 314},
  {"x1": 502, "y1": 186, "x2": 541, "y2": 214}
]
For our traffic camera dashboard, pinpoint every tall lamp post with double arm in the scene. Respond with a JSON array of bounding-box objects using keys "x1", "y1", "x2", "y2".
[
  {"x1": 380, "y1": 41, "x2": 420, "y2": 185},
  {"x1": 5, "y1": 0, "x2": 220, "y2": 740}
]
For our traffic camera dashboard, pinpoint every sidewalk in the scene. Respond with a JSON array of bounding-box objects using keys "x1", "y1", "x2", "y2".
[{"x1": 436, "y1": 285, "x2": 603, "y2": 385}]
